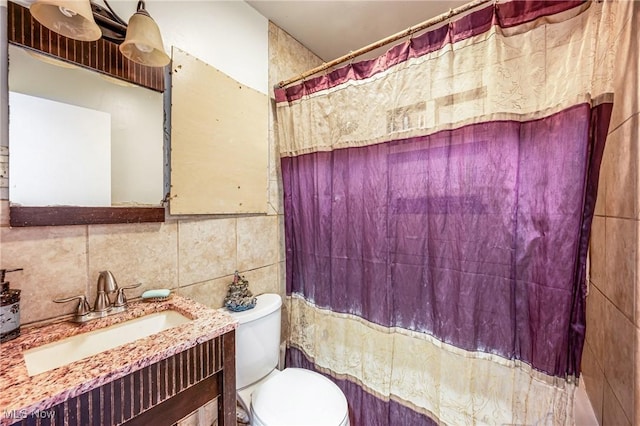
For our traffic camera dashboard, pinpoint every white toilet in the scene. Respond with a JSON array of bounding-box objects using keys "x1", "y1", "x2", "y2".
[{"x1": 228, "y1": 293, "x2": 350, "y2": 426}]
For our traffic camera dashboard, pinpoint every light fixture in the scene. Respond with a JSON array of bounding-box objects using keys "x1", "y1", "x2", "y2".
[
  {"x1": 29, "y1": 0, "x2": 169, "y2": 68},
  {"x1": 119, "y1": 1, "x2": 170, "y2": 67},
  {"x1": 29, "y1": 0, "x2": 102, "y2": 42}
]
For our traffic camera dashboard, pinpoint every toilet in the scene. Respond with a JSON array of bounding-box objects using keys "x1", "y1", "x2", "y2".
[{"x1": 228, "y1": 293, "x2": 349, "y2": 426}]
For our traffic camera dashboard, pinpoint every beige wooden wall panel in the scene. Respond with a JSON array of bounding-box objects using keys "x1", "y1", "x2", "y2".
[{"x1": 170, "y1": 47, "x2": 268, "y2": 214}]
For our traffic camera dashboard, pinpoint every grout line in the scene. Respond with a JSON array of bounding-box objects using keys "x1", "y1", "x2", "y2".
[
  {"x1": 587, "y1": 282, "x2": 636, "y2": 327},
  {"x1": 235, "y1": 218, "x2": 239, "y2": 272},
  {"x1": 593, "y1": 213, "x2": 640, "y2": 221},
  {"x1": 176, "y1": 220, "x2": 181, "y2": 290},
  {"x1": 85, "y1": 225, "x2": 91, "y2": 297},
  {"x1": 606, "y1": 111, "x2": 639, "y2": 137}
]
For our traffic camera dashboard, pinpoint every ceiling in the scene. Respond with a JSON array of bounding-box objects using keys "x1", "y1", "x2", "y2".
[{"x1": 246, "y1": 1, "x2": 471, "y2": 62}]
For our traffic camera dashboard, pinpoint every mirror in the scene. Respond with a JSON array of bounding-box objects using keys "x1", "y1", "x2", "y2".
[
  {"x1": 8, "y1": 45, "x2": 165, "y2": 226},
  {"x1": 9, "y1": 44, "x2": 164, "y2": 206}
]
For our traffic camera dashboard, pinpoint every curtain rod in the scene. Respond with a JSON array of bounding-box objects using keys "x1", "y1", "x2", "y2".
[{"x1": 277, "y1": 0, "x2": 493, "y2": 88}]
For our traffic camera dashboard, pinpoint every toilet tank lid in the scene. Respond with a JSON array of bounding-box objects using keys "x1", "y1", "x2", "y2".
[{"x1": 226, "y1": 293, "x2": 282, "y2": 324}]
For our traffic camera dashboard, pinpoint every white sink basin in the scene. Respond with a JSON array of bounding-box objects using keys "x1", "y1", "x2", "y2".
[{"x1": 23, "y1": 310, "x2": 191, "y2": 376}]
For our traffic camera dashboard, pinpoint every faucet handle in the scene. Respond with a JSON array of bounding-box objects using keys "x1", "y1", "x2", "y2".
[
  {"x1": 54, "y1": 295, "x2": 91, "y2": 317},
  {"x1": 113, "y1": 283, "x2": 142, "y2": 308}
]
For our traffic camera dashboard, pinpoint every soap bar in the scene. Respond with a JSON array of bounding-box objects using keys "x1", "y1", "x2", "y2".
[{"x1": 141, "y1": 289, "x2": 171, "y2": 299}]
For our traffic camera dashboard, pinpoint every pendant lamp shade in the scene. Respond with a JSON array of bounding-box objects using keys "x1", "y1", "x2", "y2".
[
  {"x1": 119, "y1": 9, "x2": 170, "y2": 67},
  {"x1": 30, "y1": 0, "x2": 101, "y2": 42}
]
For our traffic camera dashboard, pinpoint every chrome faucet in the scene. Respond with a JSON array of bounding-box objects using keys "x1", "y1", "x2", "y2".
[
  {"x1": 54, "y1": 271, "x2": 141, "y2": 323},
  {"x1": 94, "y1": 270, "x2": 118, "y2": 312}
]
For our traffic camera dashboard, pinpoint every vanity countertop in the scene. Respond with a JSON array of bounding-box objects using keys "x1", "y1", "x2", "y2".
[{"x1": 0, "y1": 295, "x2": 237, "y2": 425}]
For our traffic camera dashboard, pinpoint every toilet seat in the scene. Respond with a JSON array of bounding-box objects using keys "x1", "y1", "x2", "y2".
[{"x1": 250, "y1": 368, "x2": 349, "y2": 426}]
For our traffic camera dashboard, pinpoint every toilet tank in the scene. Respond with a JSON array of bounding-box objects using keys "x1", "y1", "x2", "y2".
[{"x1": 227, "y1": 293, "x2": 282, "y2": 389}]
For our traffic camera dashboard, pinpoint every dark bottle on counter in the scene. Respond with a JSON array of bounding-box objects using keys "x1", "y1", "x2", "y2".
[{"x1": 1, "y1": 268, "x2": 23, "y2": 343}]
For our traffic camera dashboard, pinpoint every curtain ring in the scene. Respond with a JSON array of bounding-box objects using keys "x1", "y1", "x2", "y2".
[
  {"x1": 322, "y1": 66, "x2": 331, "y2": 82},
  {"x1": 408, "y1": 30, "x2": 416, "y2": 47}
]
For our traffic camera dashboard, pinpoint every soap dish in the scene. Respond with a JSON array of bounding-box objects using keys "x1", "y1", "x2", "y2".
[{"x1": 141, "y1": 289, "x2": 172, "y2": 302}]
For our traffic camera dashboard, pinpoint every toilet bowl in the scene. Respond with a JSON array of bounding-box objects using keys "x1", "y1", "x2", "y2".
[
  {"x1": 242, "y1": 367, "x2": 349, "y2": 426},
  {"x1": 228, "y1": 293, "x2": 349, "y2": 426}
]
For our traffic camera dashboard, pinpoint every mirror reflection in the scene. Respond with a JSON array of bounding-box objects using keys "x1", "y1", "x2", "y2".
[{"x1": 8, "y1": 44, "x2": 164, "y2": 207}]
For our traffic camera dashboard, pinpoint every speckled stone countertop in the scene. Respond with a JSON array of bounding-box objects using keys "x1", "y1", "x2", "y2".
[{"x1": 0, "y1": 295, "x2": 237, "y2": 426}]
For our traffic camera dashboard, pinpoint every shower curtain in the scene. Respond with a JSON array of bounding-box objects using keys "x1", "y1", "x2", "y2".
[{"x1": 275, "y1": 1, "x2": 622, "y2": 424}]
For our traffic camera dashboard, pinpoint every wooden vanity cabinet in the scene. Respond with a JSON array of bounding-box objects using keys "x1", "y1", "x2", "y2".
[{"x1": 10, "y1": 331, "x2": 236, "y2": 426}]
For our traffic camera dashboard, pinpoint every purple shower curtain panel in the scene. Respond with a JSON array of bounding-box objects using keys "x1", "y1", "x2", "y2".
[
  {"x1": 283, "y1": 102, "x2": 611, "y2": 377},
  {"x1": 283, "y1": 102, "x2": 612, "y2": 425},
  {"x1": 279, "y1": 1, "x2": 612, "y2": 424}
]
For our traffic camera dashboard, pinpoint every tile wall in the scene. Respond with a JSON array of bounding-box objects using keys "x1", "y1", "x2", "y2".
[
  {"x1": 583, "y1": 3, "x2": 639, "y2": 425},
  {"x1": 267, "y1": 22, "x2": 324, "y2": 342}
]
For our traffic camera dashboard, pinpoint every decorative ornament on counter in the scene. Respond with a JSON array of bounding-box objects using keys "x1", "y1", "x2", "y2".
[{"x1": 224, "y1": 271, "x2": 257, "y2": 312}]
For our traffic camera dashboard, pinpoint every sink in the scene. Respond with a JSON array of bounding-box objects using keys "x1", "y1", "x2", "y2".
[{"x1": 23, "y1": 310, "x2": 192, "y2": 376}]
